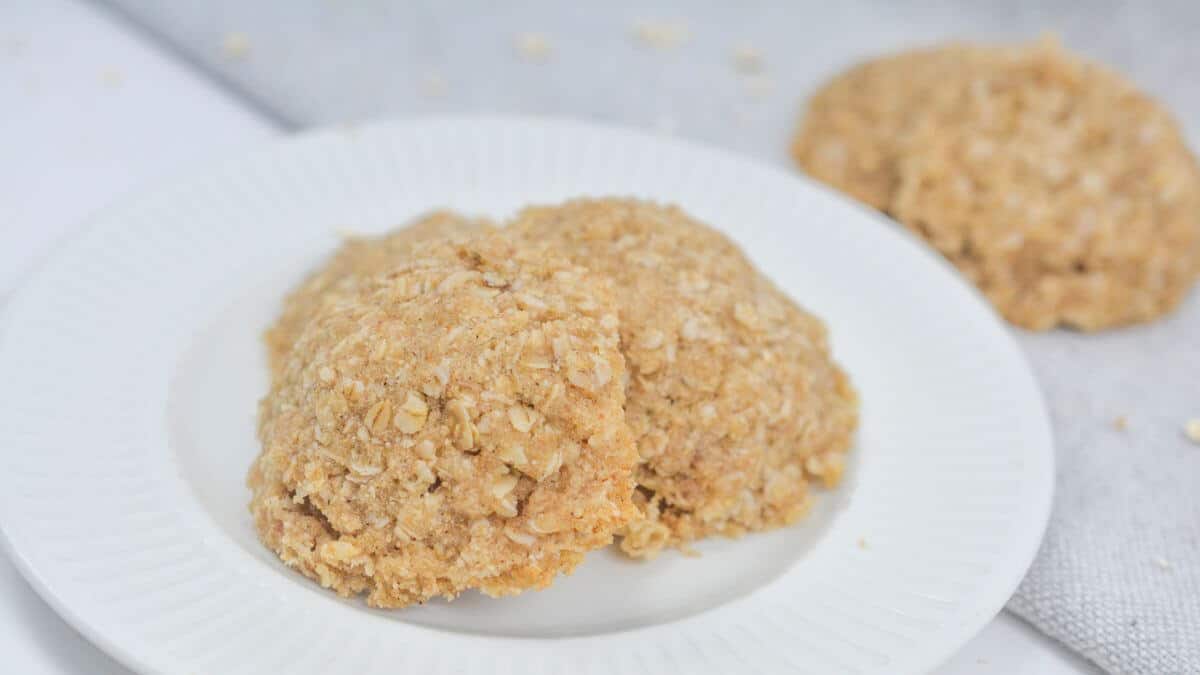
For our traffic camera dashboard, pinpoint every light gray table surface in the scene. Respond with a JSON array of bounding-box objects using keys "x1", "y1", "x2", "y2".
[
  {"x1": 101, "y1": 1, "x2": 1200, "y2": 156},
  {"x1": 40, "y1": 1, "x2": 1200, "y2": 671}
]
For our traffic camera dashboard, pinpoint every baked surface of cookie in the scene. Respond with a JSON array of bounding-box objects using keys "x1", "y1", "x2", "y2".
[
  {"x1": 265, "y1": 211, "x2": 487, "y2": 376},
  {"x1": 794, "y1": 38, "x2": 1200, "y2": 329},
  {"x1": 250, "y1": 232, "x2": 637, "y2": 607}
]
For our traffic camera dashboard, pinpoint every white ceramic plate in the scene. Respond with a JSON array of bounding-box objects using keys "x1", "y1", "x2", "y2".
[{"x1": 0, "y1": 117, "x2": 1052, "y2": 675}]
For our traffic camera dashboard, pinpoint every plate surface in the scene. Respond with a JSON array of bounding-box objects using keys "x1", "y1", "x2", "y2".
[{"x1": 0, "y1": 117, "x2": 1052, "y2": 674}]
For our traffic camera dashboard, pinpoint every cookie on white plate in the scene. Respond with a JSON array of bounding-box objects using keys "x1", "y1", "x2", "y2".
[
  {"x1": 511, "y1": 198, "x2": 858, "y2": 558},
  {"x1": 265, "y1": 211, "x2": 488, "y2": 377},
  {"x1": 250, "y1": 232, "x2": 638, "y2": 607}
]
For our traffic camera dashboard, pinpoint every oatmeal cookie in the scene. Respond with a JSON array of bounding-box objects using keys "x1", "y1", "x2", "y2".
[
  {"x1": 510, "y1": 199, "x2": 858, "y2": 558},
  {"x1": 249, "y1": 232, "x2": 638, "y2": 607},
  {"x1": 793, "y1": 37, "x2": 1200, "y2": 330},
  {"x1": 265, "y1": 211, "x2": 486, "y2": 376}
]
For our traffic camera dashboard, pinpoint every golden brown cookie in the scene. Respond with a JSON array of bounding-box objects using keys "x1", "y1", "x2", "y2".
[
  {"x1": 250, "y1": 232, "x2": 638, "y2": 607},
  {"x1": 265, "y1": 211, "x2": 487, "y2": 377},
  {"x1": 509, "y1": 199, "x2": 858, "y2": 558},
  {"x1": 794, "y1": 37, "x2": 1200, "y2": 330}
]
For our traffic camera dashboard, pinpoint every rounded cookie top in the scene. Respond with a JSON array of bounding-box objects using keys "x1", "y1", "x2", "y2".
[
  {"x1": 250, "y1": 231, "x2": 637, "y2": 607},
  {"x1": 509, "y1": 199, "x2": 858, "y2": 558},
  {"x1": 265, "y1": 211, "x2": 487, "y2": 376},
  {"x1": 794, "y1": 37, "x2": 1200, "y2": 330}
]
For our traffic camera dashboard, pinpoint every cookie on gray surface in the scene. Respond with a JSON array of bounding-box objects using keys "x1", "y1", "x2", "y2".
[{"x1": 794, "y1": 37, "x2": 1200, "y2": 330}]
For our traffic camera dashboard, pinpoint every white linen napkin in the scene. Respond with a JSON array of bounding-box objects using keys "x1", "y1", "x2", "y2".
[{"x1": 1008, "y1": 291, "x2": 1200, "y2": 673}]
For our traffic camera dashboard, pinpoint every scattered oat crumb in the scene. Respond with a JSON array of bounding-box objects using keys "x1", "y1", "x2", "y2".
[
  {"x1": 976, "y1": 657, "x2": 989, "y2": 665},
  {"x1": 857, "y1": 537, "x2": 869, "y2": 550},
  {"x1": 1184, "y1": 418, "x2": 1200, "y2": 443},
  {"x1": 420, "y1": 72, "x2": 447, "y2": 98},
  {"x1": 631, "y1": 20, "x2": 689, "y2": 50},
  {"x1": 1153, "y1": 556, "x2": 1172, "y2": 570},
  {"x1": 1113, "y1": 415, "x2": 1128, "y2": 431},
  {"x1": 744, "y1": 74, "x2": 774, "y2": 100},
  {"x1": 222, "y1": 32, "x2": 251, "y2": 60},
  {"x1": 515, "y1": 33, "x2": 553, "y2": 62},
  {"x1": 99, "y1": 67, "x2": 123, "y2": 88},
  {"x1": 732, "y1": 45, "x2": 764, "y2": 73}
]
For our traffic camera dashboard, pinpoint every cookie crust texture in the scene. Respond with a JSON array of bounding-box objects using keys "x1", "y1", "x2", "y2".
[
  {"x1": 265, "y1": 211, "x2": 487, "y2": 377},
  {"x1": 510, "y1": 198, "x2": 858, "y2": 558},
  {"x1": 794, "y1": 37, "x2": 1200, "y2": 330},
  {"x1": 250, "y1": 232, "x2": 638, "y2": 607}
]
